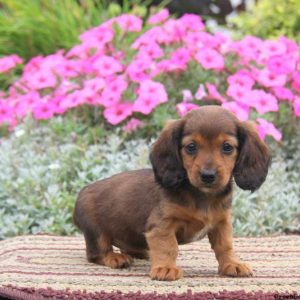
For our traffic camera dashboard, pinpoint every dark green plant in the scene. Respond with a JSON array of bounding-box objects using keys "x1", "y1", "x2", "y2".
[{"x1": 0, "y1": 0, "x2": 122, "y2": 60}]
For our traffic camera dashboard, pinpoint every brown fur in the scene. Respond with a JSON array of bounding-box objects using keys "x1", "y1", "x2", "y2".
[{"x1": 73, "y1": 105, "x2": 270, "y2": 281}]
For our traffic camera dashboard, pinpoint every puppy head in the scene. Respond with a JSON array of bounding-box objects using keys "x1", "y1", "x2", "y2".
[{"x1": 150, "y1": 105, "x2": 270, "y2": 193}]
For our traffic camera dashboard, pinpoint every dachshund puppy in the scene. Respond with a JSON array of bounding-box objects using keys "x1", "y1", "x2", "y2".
[{"x1": 73, "y1": 105, "x2": 270, "y2": 281}]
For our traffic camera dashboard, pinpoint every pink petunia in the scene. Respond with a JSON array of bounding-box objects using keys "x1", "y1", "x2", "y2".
[
  {"x1": 257, "y1": 68, "x2": 287, "y2": 88},
  {"x1": 148, "y1": 9, "x2": 169, "y2": 24},
  {"x1": 0, "y1": 101, "x2": 14, "y2": 124},
  {"x1": 92, "y1": 55, "x2": 123, "y2": 77},
  {"x1": 261, "y1": 40, "x2": 287, "y2": 58},
  {"x1": 115, "y1": 14, "x2": 143, "y2": 32},
  {"x1": 291, "y1": 72, "x2": 300, "y2": 93},
  {"x1": 256, "y1": 118, "x2": 282, "y2": 141},
  {"x1": 205, "y1": 83, "x2": 227, "y2": 103},
  {"x1": 0, "y1": 54, "x2": 23, "y2": 74},
  {"x1": 195, "y1": 48, "x2": 224, "y2": 71},
  {"x1": 122, "y1": 118, "x2": 143, "y2": 132},
  {"x1": 137, "y1": 42, "x2": 164, "y2": 59},
  {"x1": 80, "y1": 26, "x2": 114, "y2": 45},
  {"x1": 195, "y1": 84, "x2": 207, "y2": 100},
  {"x1": 103, "y1": 102, "x2": 133, "y2": 125},
  {"x1": 251, "y1": 90, "x2": 279, "y2": 114},
  {"x1": 182, "y1": 89, "x2": 193, "y2": 102},
  {"x1": 227, "y1": 71, "x2": 254, "y2": 90},
  {"x1": 170, "y1": 47, "x2": 191, "y2": 70},
  {"x1": 222, "y1": 102, "x2": 249, "y2": 121},
  {"x1": 126, "y1": 57, "x2": 152, "y2": 82},
  {"x1": 229, "y1": 36, "x2": 262, "y2": 62},
  {"x1": 32, "y1": 101, "x2": 56, "y2": 120},
  {"x1": 176, "y1": 102, "x2": 199, "y2": 117},
  {"x1": 267, "y1": 55, "x2": 295, "y2": 75},
  {"x1": 28, "y1": 70, "x2": 57, "y2": 90},
  {"x1": 272, "y1": 87, "x2": 294, "y2": 101},
  {"x1": 226, "y1": 84, "x2": 252, "y2": 106},
  {"x1": 293, "y1": 97, "x2": 300, "y2": 117},
  {"x1": 178, "y1": 14, "x2": 205, "y2": 32},
  {"x1": 134, "y1": 80, "x2": 168, "y2": 114}
]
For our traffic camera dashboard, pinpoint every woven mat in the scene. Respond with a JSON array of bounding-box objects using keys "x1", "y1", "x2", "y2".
[{"x1": 0, "y1": 235, "x2": 299, "y2": 299}]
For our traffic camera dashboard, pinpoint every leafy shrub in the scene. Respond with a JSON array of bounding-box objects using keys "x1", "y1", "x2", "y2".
[
  {"x1": 231, "y1": 0, "x2": 300, "y2": 43},
  {"x1": 1, "y1": 9, "x2": 300, "y2": 141},
  {"x1": 0, "y1": 0, "x2": 117, "y2": 60},
  {"x1": 0, "y1": 117, "x2": 299, "y2": 239}
]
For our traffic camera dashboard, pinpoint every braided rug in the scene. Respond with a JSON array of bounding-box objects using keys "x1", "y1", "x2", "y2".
[{"x1": 0, "y1": 234, "x2": 299, "y2": 299}]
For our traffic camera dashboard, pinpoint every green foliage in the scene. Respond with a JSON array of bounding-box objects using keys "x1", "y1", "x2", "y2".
[
  {"x1": 0, "y1": 0, "x2": 116, "y2": 60},
  {"x1": 231, "y1": 0, "x2": 300, "y2": 42},
  {"x1": 0, "y1": 116, "x2": 299, "y2": 239}
]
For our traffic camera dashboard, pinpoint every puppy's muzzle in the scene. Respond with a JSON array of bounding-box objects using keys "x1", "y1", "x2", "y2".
[{"x1": 200, "y1": 169, "x2": 216, "y2": 184}]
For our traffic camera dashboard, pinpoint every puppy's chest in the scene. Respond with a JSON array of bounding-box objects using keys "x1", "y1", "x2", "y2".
[{"x1": 176, "y1": 221, "x2": 211, "y2": 244}]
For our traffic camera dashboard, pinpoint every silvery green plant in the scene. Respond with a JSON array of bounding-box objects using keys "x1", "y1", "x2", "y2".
[{"x1": 0, "y1": 117, "x2": 299, "y2": 239}]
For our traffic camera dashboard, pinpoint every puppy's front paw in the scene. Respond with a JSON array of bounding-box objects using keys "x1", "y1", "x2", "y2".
[
  {"x1": 150, "y1": 266, "x2": 183, "y2": 281},
  {"x1": 103, "y1": 252, "x2": 132, "y2": 269},
  {"x1": 219, "y1": 261, "x2": 253, "y2": 277}
]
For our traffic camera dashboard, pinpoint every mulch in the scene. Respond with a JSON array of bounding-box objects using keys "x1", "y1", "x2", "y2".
[{"x1": 0, "y1": 234, "x2": 299, "y2": 299}]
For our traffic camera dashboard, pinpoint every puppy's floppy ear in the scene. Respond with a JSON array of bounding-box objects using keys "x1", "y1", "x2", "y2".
[
  {"x1": 233, "y1": 121, "x2": 271, "y2": 192},
  {"x1": 150, "y1": 119, "x2": 187, "y2": 189}
]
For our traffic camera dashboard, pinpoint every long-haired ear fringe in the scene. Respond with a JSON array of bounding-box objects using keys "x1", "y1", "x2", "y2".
[
  {"x1": 233, "y1": 121, "x2": 271, "y2": 192},
  {"x1": 149, "y1": 120, "x2": 187, "y2": 189}
]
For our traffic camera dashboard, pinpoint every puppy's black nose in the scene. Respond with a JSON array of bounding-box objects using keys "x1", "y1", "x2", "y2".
[{"x1": 200, "y1": 169, "x2": 216, "y2": 184}]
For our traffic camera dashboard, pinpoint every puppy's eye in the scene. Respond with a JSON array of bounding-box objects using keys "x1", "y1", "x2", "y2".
[
  {"x1": 222, "y1": 142, "x2": 234, "y2": 154},
  {"x1": 185, "y1": 143, "x2": 197, "y2": 155}
]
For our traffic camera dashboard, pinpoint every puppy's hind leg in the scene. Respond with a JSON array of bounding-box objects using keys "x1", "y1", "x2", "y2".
[{"x1": 83, "y1": 229, "x2": 132, "y2": 269}]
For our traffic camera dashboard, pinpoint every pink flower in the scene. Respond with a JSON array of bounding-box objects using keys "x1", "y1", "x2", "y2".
[
  {"x1": 251, "y1": 90, "x2": 279, "y2": 114},
  {"x1": 84, "y1": 78, "x2": 105, "y2": 93},
  {"x1": 80, "y1": 26, "x2": 114, "y2": 45},
  {"x1": 293, "y1": 97, "x2": 300, "y2": 117},
  {"x1": 272, "y1": 87, "x2": 294, "y2": 101},
  {"x1": 292, "y1": 72, "x2": 300, "y2": 93},
  {"x1": 122, "y1": 118, "x2": 143, "y2": 132},
  {"x1": 60, "y1": 91, "x2": 86, "y2": 109},
  {"x1": 279, "y1": 36, "x2": 299, "y2": 53},
  {"x1": 148, "y1": 9, "x2": 169, "y2": 24},
  {"x1": 92, "y1": 55, "x2": 123, "y2": 77},
  {"x1": 178, "y1": 14, "x2": 205, "y2": 31},
  {"x1": 13, "y1": 91, "x2": 41, "y2": 117},
  {"x1": 226, "y1": 84, "x2": 252, "y2": 106},
  {"x1": 133, "y1": 80, "x2": 168, "y2": 114},
  {"x1": 115, "y1": 14, "x2": 143, "y2": 32},
  {"x1": 0, "y1": 101, "x2": 14, "y2": 125},
  {"x1": 176, "y1": 102, "x2": 199, "y2": 117},
  {"x1": 195, "y1": 48, "x2": 224, "y2": 70},
  {"x1": 267, "y1": 55, "x2": 295, "y2": 75},
  {"x1": 227, "y1": 72, "x2": 254, "y2": 89},
  {"x1": 195, "y1": 84, "x2": 207, "y2": 100},
  {"x1": 170, "y1": 47, "x2": 191, "y2": 69},
  {"x1": 28, "y1": 70, "x2": 57, "y2": 90},
  {"x1": 222, "y1": 102, "x2": 249, "y2": 121},
  {"x1": 32, "y1": 101, "x2": 56, "y2": 120},
  {"x1": 126, "y1": 57, "x2": 152, "y2": 82},
  {"x1": 257, "y1": 68, "x2": 287, "y2": 88},
  {"x1": 103, "y1": 102, "x2": 133, "y2": 125},
  {"x1": 137, "y1": 42, "x2": 164, "y2": 59},
  {"x1": 206, "y1": 83, "x2": 227, "y2": 103},
  {"x1": 97, "y1": 89, "x2": 121, "y2": 108},
  {"x1": 182, "y1": 89, "x2": 193, "y2": 102},
  {"x1": 230, "y1": 36, "x2": 262, "y2": 62},
  {"x1": 0, "y1": 55, "x2": 23, "y2": 74},
  {"x1": 261, "y1": 40, "x2": 287, "y2": 58},
  {"x1": 256, "y1": 118, "x2": 282, "y2": 141}
]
